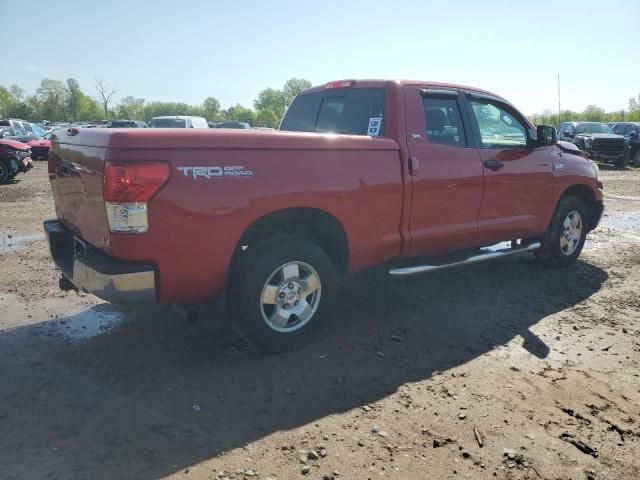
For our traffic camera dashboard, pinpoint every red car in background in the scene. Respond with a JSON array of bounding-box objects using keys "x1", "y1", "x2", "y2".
[
  {"x1": 0, "y1": 123, "x2": 51, "y2": 160},
  {"x1": 26, "y1": 132, "x2": 52, "y2": 160},
  {"x1": 0, "y1": 135, "x2": 33, "y2": 184}
]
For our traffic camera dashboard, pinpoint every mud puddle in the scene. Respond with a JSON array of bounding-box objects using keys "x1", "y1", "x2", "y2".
[
  {"x1": 54, "y1": 304, "x2": 124, "y2": 340},
  {"x1": 0, "y1": 232, "x2": 46, "y2": 253},
  {"x1": 585, "y1": 212, "x2": 640, "y2": 250}
]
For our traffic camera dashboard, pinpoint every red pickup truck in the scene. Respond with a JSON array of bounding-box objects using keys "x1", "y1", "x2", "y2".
[{"x1": 45, "y1": 80, "x2": 604, "y2": 351}]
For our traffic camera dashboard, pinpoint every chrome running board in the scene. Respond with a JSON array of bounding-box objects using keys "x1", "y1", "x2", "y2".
[{"x1": 388, "y1": 241, "x2": 541, "y2": 277}]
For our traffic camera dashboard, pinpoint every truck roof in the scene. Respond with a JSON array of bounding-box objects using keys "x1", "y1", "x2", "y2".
[{"x1": 301, "y1": 79, "x2": 507, "y2": 102}]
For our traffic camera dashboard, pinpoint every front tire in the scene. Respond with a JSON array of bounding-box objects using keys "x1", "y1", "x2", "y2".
[
  {"x1": 633, "y1": 149, "x2": 640, "y2": 167},
  {"x1": 233, "y1": 238, "x2": 338, "y2": 352},
  {"x1": 536, "y1": 196, "x2": 589, "y2": 267}
]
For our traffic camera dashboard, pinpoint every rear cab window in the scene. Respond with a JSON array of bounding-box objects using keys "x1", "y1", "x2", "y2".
[{"x1": 280, "y1": 87, "x2": 386, "y2": 136}]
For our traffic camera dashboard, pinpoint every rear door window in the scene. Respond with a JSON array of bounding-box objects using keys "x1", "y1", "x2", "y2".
[
  {"x1": 423, "y1": 95, "x2": 467, "y2": 147},
  {"x1": 281, "y1": 88, "x2": 386, "y2": 136}
]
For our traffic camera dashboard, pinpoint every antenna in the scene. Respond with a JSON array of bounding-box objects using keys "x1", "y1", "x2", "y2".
[{"x1": 557, "y1": 73, "x2": 561, "y2": 126}]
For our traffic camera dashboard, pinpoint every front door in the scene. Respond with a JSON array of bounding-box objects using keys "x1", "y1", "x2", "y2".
[
  {"x1": 404, "y1": 86, "x2": 484, "y2": 256},
  {"x1": 464, "y1": 95, "x2": 553, "y2": 244}
]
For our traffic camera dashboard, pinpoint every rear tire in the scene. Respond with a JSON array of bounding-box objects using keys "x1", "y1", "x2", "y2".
[
  {"x1": 232, "y1": 237, "x2": 338, "y2": 352},
  {"x1": 0, "y1": 160, "x2": 10, "y2": 185},
  {"x1": 536, "y1": 196, "x2": 589, "y2": 267}
]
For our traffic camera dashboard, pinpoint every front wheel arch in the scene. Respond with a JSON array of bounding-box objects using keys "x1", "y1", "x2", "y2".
[{"x1": 554, "y1": 184, "x2": 599, "y2": 232}]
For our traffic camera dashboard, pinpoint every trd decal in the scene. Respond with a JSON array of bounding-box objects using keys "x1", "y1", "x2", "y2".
[{"x1": 177, "y1": 166, "x2": 253, "y2": 179}]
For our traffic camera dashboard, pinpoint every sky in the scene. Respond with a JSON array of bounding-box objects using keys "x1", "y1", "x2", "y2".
[{"x1": 2, "y1": 0, "x2": 639, "y2": 116}]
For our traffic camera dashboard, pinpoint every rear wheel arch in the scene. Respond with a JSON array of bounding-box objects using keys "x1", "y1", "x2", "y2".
[{"x1": 231, "y1": 207, "x2": 349, "y2": 275}]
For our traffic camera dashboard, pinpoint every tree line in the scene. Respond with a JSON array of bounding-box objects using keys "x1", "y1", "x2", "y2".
[
  {"x1": 2, "y1": 77, "x2": 639, "y2": 128},
  {"x1": 0, "y1": 77, "x2": 312, "y2": 128},
  {"x1": 526, "y1": 96, "x2": 640, "y2": 125}
]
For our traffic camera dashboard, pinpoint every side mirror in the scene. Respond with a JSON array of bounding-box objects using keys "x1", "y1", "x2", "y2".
[
  {"x1": 535, "y1": 125, "x2": 557, "y2": 146},
  {"x1": 629, "y1": 131, "x2": 637, "y2": 138},
  {"x1": 562, "y1": 131, "x2": 574, "y2": 138}
]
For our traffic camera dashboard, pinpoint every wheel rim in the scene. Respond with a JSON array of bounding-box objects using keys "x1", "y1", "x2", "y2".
[
  {"x1": 260, "y1": 261, "x2": 322, "y2": 333},
  {"x1": 560, "y1": 210, "x2": 583, "y2": 256}
]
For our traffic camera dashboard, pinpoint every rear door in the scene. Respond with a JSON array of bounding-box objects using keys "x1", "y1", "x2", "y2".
[
  {"x1": 404, "y1": 86, "x2": 484, "y2": 255},
  {"x1": 464, "y1": 93, "x2": 553, "y2": 243}
]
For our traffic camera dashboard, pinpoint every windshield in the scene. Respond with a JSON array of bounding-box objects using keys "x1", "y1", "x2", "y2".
[
  {"x1": 31, "y1": 124, "x2": 45, "y2": 137},
  {"x1": 576, "y1": 123, "x2": 613, "y2": 134},
  {"x1": 280, "y1": 88, "x2": 386, "y2": 136},
  {"x1": 150, "y1": 118, "x2": 187, "y2": 128}
]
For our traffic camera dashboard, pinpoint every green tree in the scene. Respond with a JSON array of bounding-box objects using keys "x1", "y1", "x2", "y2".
[
  {"x1": 116, "y1": 96, "x2": 146, "y2": 119},
  {"x1": 9, "y1": 85, "x2": 25, "y2": 102},
  {"x1": 0, "y1": 86, "x2": 11, "y2": 117},
  {"x1": 225, "y1": 104, "x2": 256, "y2": 125},
  {"x1": 66, "y1": 78, "x2": 83, "y2": 121},
  {"x1": 36, "y1": 79, "x2": 67, "y2": 121},
  {"x1": 582, "y1": 105, "x2": 605, "y2": 122},
  {"x1": 254, "y1": 88, "x2": 288, "y2": 120},
  {"x1": 255, "y1": 109, "x2": 279, "y2": 128},
  {"x1": 283, "y1": 78, "x2": 312, "y2": 105},
  {"x1": 78, "y1": 95, "x2": 103, "y2": 121},
  {"x1": 203, "y1": 96, "x2": 221, "y2": 121},
  {"x1": 629, "y1": 94, "x2": 640, "y2": 122}
]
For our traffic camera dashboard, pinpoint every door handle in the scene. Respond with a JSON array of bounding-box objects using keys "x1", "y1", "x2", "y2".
[
  {"x1": 483, "y1": 159, "x2": 504, "y2": 171},
  {"x1": 409, "y1": 156, "x2": 420, "y2": 176}
]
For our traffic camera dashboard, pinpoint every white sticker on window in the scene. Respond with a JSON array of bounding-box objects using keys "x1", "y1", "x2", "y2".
[{"x1": 367, "y1": 117, "x2": 382, "y2": 136}]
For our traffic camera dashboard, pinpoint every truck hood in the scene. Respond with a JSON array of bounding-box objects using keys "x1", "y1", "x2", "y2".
[
  {"x1": 50, "y1": 128, "x2": 400, "y2": 151},
  {"x1": 0, "y1": 138, "x2": 30, "y2": 150},
  {"x1": 575, "y1": 133, "x2": 623, "y2": 140}
]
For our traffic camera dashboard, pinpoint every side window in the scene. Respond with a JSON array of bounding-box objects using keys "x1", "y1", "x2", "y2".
[
  {"x1": 423, "y1": 96, "x2": 466, "y2": 147},
  {"x1": 624, "y1": 125, "x2": 635, "y2": 136},
  {"x1": 470, "y1": 100, "x2": 527, "y2": 148},
  {"x1": 557, "y1": 124, "x2": 566, "y2": 137},
  {"x1": 186, "y1": 119, "x2": 193, "y2": 128}
]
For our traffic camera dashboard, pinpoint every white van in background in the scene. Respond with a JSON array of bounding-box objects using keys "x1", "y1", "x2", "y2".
[{"x1": 149, "y1": 116, "x2": 209, "y2": 128}]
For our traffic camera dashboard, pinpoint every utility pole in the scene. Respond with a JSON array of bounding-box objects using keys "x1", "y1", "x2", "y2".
[{"x1": 557, "y1": 73, "x2": 561, "y2": 126}]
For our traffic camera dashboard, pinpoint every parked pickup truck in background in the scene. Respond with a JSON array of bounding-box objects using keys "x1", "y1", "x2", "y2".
[
  {"x1": 44, "y1": 79, "x2": 604, "y2": 352},
  {"x1": 558, "y1": 121, "x2": 628, "y2": 168}
]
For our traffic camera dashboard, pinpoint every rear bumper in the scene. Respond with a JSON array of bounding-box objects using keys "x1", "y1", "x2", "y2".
[{"x1": 44, "y1": 220, "x2": 156, "y2": 304}]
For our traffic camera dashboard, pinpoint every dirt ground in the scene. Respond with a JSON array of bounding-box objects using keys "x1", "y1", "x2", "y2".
[{"x1": 1, "y1": 163, "x2": 639, "y2": 480}]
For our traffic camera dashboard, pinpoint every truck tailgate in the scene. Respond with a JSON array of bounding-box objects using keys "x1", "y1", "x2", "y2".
[{"x1": 48, "y1": 138, "x2": 110, "y2": 251}]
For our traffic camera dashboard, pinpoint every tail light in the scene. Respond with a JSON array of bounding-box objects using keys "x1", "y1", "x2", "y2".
[{"x1": 104, "y1": 161, "x2": 170, "y2": 233}]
